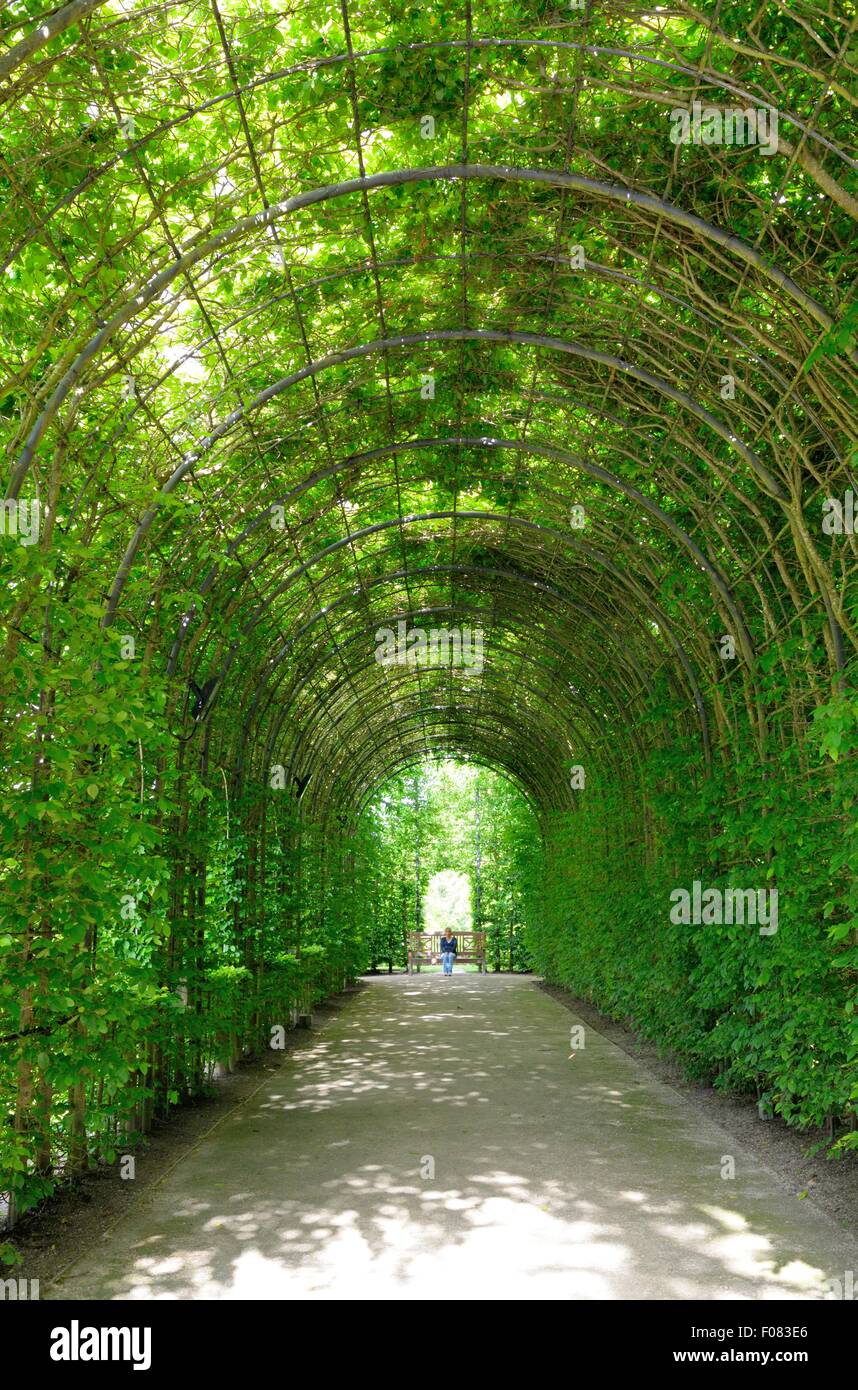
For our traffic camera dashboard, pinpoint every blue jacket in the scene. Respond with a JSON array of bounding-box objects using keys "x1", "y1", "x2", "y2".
[{"x1": 440, "y1": 935, "x2": 457, "y2": 954}]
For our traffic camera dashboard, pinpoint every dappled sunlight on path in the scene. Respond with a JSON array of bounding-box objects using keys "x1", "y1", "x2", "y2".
[{"x1": 52, "y1": 976, "x2": 858, "y2": 1301}]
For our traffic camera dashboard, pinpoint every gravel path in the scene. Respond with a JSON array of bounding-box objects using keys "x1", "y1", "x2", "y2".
[{"x1": 49, "y1": 974, "x2": 858, "y2": 1300}]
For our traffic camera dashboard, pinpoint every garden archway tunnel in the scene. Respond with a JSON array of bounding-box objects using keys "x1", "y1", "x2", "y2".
[{"x1": 1, "y1": 0, "x2": 857, "y2": 1283}]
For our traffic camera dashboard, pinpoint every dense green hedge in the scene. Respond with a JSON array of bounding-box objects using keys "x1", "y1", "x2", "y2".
[
  {"x1": 527, "y1": 691, "x2": 858, "y2": 1149},
  {"x1": 0, "y1": 606, "x2": 368, "y2": 1224}
]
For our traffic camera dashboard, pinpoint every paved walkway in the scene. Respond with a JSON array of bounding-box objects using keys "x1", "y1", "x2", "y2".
[{"x1": 52, "y1": 974, "x2": 857, "y2": 1300}]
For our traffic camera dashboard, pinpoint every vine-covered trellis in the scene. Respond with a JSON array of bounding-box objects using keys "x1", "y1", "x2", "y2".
[{"x1": 1, "y1": 0, "x2": 856, "y2": 1227}]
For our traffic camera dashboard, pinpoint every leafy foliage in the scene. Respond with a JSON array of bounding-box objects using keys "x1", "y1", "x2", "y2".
[{"x1": 1, "y1": 0, "x2": 857, "y2": 1226}]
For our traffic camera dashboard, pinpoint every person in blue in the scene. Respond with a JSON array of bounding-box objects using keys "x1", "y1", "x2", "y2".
[{"x1": 439, "y1": 927, "x2": 457, "y2": 976}]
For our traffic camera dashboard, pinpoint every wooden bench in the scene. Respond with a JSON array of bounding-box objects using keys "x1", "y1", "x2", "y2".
[{"x1": 406, "y1": 931, "x2": 487, "y2": 973}]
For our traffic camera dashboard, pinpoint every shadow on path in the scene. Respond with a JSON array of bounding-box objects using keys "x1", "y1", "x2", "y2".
[{"x1": 50, "y1": 975, "x2": 858, "y2": 1300}]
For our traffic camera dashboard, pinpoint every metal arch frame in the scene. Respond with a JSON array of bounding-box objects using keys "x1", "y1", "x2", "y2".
[
  {"x1": 3, "y1": 43, "x2": 851, "y2": 811},
  {"x1": 0, "y1": 21, "x2": 851, "y2": 900},
  {"x1": 339, "y1": 733, "x2": 602, "y2": 827},
  {"x1": 165, "y1": 427, "x2": 715, "y2": 621},
  {"x1": 109, "y1": 405, "x2": 764, "y2": 639},
  {"x1": 5, "y1": 33, "x2": 852, "y2": 264},
  {"x1": 10, "y1": 162, "x2": 841, "y2": 499},
  {"x1": 151, "y1": 481, "x2": 728, "y2": 799},
  {"x1": 237, "y1": 569, "x2": 677, "y2": 747},
  {"x1": 342, "y1": 734, "x2": 562, "y2": 820},
  {"x1": 269, "y1": 691, "x2": 625, "y2": 822},
  {"x1": 172, "y1": 571, "x2": 709, "y2": 815},
  {"x1": 59, "y1": 250, "x2": 841, "y2": 515},
  {"x1": 340, "y1": 741, "x2": 620, "y2": 825},
  {"x1": 232, "y1": 601, "x2": 654, "y2": 790},
  {"x1": 164, "y1": 430, "x2": 758, "y2": 677},
  {"x1": 268, "y1": 692, "x2": 645, "y2": 826},
  {"x1": 240, "y1": 655, "x2": 585, "y2": 813},
  {"x1": 221, "y1": 593, "x2": 694, "y2": 825},
  {"x1": 346, "y1": 752, "x2": 544, "y2": 832},
  {"x1": 198, "y1": 572, "x2": 671, "y2": 800},
  {"x1": 187, "y1": 522, "x2": 713, "y2": 764},
  {"x1": 167, "y1": 536, "x2": 726, "y2": 734},
  {"x1": 151, "y1": 395, "x2": 815, "y2": 699},
  {"x1": 302, "y1": 666, "x2": 658, "y2": 820},
  {"x1": 164, "y1": 435, "x2": 756, "y2": 661},
  {"x1": 251, "y1": 608, "x2": 655, "y2": 783},
  {"x1": 304, "y1": 716, "x2": 578, "y2": 820},
  {"x1": 252, "y1": 568, "x2": 659, "y2": 704},
  {"x1": 95, "y1": 317, "x2": 785, "y2": 617}
]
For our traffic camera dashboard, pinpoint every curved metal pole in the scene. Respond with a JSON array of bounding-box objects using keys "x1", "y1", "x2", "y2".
[
  {"x1": 304, "y1": 716, "x2": 573, "y2": 819},
  {"x1": 5, "y1": 34, "x2": 850, "y2": 272},
  {"x1": 192, "y1": 521, "x2": 712, "y2": 770},
  {"x1": 338, "y1": 740, "x2": 555, "y2": 823},
  {"x1": 62, "y1": 251, "x2": 838, "y2": 522},
  {"x1": 242, "y1": 582, "x2": 659, "y2": 785},
  {"x1": 345, "y1": 754, "x2": 545, "y2": 831},
  {"x1": 10, "y1": 163, "x2": 836, "y2": 498},
  {"x1": 167, "y1": 443, "x2": 699, "y2": 668},
  {"x1": 168, "y1": 439, "x2": 756, "y2": 667},
  {"x1": 234, "y1": 588, "x2": 701, "y2": 802},
  {"x1": 254, "y1": 615, "x2": 642, "y2": 783},
  {"x1": 110, "y1": 418, "x2": 767, "y2": 635}
]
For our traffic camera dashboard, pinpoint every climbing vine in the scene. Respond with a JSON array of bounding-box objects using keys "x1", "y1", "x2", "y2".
[{"x1": 1, "y1": 0, "x2": 857, "y2": 1231}]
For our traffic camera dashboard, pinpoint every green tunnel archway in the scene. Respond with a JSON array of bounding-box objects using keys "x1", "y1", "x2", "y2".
[{"x1": 1, "y1": 0, "x2": 857, "y2": 1221}]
